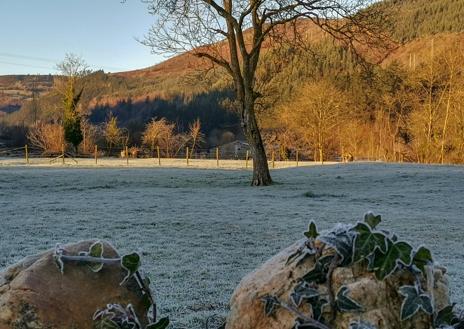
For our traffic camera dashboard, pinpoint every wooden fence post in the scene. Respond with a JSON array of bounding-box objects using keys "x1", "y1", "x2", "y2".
[
  {"x1": 126, "y1": 146, "x2": 129, "y2": 166},
  {"x1": 62, "y1": 143, "x2": 65, "y2": 165},
  {"x1": 157, "y1": 146, "x2": 161, "y2": 166},
  {"x1": 216, "y1": 147, "x2": 219, "y2": 167},
  {"x1": 94, "y1": 145, "x2": 98, "y2": 165},
  {"x1": 245, "y1": 150, "x2": 249, "y2": 169},
  {"x1": 186, "y1": 147, "x2": 189, "y2": 166},
  {"x1": 296, "y1": 150, "x2": 299, "y2": 167},
  {"x1": 25, "y1": 144, "x2": 29, "y2": 164}
]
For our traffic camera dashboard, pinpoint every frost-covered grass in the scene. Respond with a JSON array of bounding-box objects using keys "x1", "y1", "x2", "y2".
[{"x1": 0, "y1": 163, "x2": 463, "y2": 328}]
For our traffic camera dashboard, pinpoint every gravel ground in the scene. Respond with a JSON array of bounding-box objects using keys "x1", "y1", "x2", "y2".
[{"x1": 0, "y1": 162, "x2": 463, "y2": 328}]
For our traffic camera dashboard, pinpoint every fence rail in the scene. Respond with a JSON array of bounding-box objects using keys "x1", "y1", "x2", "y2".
[{"x1": 0, "y1": 143, "x2": 336, "y2": 168}]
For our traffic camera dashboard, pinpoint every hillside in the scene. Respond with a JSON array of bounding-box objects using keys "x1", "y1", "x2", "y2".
[
  {"x1": 1, "y1": 0, "x2": 464, "y2": 151},
  {"x1": 388, "y1": 0, "x2": 464, "y2": 42},
  {"x1": 0, "y1": 75, "x2": 53, "y2": 116}
]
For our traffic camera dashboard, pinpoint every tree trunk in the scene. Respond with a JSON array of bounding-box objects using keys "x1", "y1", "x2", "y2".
[{"x1": 242, "y1": 98, "x2": 272, "y2": 186}]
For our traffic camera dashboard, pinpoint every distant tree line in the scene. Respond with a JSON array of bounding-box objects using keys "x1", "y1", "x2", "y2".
[{"x1": 259, "y1": 38, "x2": 464, "y2": 164}]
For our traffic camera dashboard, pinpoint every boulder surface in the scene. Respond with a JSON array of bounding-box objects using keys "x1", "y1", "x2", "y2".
[
  {"x1": 0, "y1": 240, "x2": 148, "y2": 329},
  {"x1": 226, "y1": 239, "x2": 449, "y2": 329}
]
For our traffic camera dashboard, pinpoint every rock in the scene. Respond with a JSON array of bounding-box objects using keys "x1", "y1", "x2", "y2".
[
  {"x1": 0, "y1": 240, "x2": 148, "y2": 329},
  {"x1": 225, "y1": 239, "x2": 450, "y2": 329}
]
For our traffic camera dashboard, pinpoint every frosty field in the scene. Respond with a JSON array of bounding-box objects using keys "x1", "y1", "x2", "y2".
[{"x1": 0, "y1": 162, "x2": 463, "y2": 328}]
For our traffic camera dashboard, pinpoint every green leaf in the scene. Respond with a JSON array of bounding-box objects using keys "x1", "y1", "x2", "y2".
[
  {"x1": 304, "y1": 221, "x2": 319, "y2": 239},
  {"x1": 371, "y1": 239, "x2": 413, "y2": 280},
  {"x1": 349, "y1": 320, "x2": 377, "y2": 329},
  {"x1": 353, "y1": 222, "x2": 387, "y2": 262},
  {"x1": 261, "y1": 295, "x2": 280, "y2": 316},
  {"x1": 120, "y1": 253, "x2": 141, "y2": 285},
  {"x1": 364, "y1": 212, "x2": 382, "y2": 229},
  {"x1": 146, "y1": 317, "x2": 169, "y2": 329},
  {"x1": 290, "y1": 281, "x2": 320, "y2": 306},
  {"x1": 286, "y1": 243, "x2": 316, "y2": 266},
  {"x1": 412, "y1": 246, "x2": 433, "y2": 275},
  {"x1": 399, "y1": 285, "x2": 433, "y2": 321},
  {"x1": 434, "y1": 304, "x2": 459, "y2": 327},
  {"x1": 319, "y1": 226, "x2": 355, "y2": 266},
  {"x1": 302, "y1": 254, "x2": 334, "y2": 284},
  {"x1": 141, "y1": 293, "x2": 152, "y2": 311},
  {"x1": 308, "y1": 296, "x2": 328, "y2": 321},
  {"x1": 88, "y1": 241, "x2": 104, "y2": 273},
  {"x1": 336, "y1": 286, "x2": 363, "y2": 313}
]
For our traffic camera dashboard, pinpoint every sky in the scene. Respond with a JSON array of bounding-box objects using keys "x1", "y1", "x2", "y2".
[{"x1": 0, "y1": 0, "x2": 166, "y2": 75}]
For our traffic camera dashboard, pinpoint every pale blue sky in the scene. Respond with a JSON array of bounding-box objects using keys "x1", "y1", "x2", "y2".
[{"x1": 0, "y1": 0, "x2": 166, "y2": 75}]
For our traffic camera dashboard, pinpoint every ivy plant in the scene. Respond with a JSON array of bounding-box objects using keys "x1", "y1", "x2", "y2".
[
  {"x1": 262, "y1": 212, "x2": 464, "y2": 329},
  {"x1": 53, "y1": 241, "x2": 169, "y2": 329}
]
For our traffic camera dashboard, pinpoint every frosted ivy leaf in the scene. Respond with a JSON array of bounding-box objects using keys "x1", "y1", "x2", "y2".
[
  {"x1": 336, "y1": 286, "x2": 363, "y2": 313},
  {"x1": 399, "y1": 285, "x2": 433, "y2": 321},
  {"x1": 319, "y1": 224, "x2": 356, "y2": 266},
  {"x1": 120, "y1": 253, "x2": 141, "y2": 285},
  {"x1": 364, "y1": 212, "x2": 382, "y2": 229},
  {"x1": 371, "y1": 239, "x2": 413, "y2": 280},
  {"x1": 88, "y1": 241, "x2": 104, "y2": 273}
]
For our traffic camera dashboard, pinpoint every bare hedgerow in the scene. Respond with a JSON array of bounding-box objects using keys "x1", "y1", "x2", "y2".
[{"x1": 27, "y1": 122, "x2": 64, "y2": 155}]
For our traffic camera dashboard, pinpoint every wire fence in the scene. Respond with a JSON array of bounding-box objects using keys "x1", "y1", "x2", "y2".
[{"x1": 0, "y1": 143, "x2": 338, "y2": 168}]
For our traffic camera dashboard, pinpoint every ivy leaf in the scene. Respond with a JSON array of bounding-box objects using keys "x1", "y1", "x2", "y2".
[
  {"x1": 290, "y1": 281, "x2": 320, "y2": 307},
  {"x1": 434, "y1": 304, "x2": 460, "y2": 327},
  {"x1": 308, "y1": 296, "x2": 328, "y2": 322},
  {"x1": 304, "y1": 221, "x2": 319, "y2": 239},
  {"x1": 120, "y1": 253, "x2": 141, "y2": 285},
  {"x1": 319, "y1": 225, "x2": 355, "y2": 266},
  {"x1": 364, "y1": 212, "x2": 382, "y2": 229},
  {"x1": 146, "y1": 317, "x2": 169, "y2": 329},
  {"x1": 141, "y1": 293, "x2": 152, "y2": 311},
  {"x1": 349, "y1": 320, "x2": 378, "y2": 329},
  {"x1": 412, "y1": 246, "x2": 433, "y2": 275},
  {"x1": 399, "y1": 285, "x2": 433, "y2": 321},
  {"x1": 353, "y1": 222, "x2": 387, "y2": 262},
  {"x1": 287, "y1": 244, "x2": 316, "y2": 266},
  {"x1": 261, "y1": 295, "x2": 280, "y2": 316},
  {"x1": 302, "y1": 255, "x2": 334, "y2": 284},
  {"x1": 371, "y1": 239, "x2": 413, "y2": 280},
  {"x1": 88, "y1": 241, "x2": 104, "y2": 273},
  {"x1": 336, "y1": 286, "x2": 363, "y2": 313}
]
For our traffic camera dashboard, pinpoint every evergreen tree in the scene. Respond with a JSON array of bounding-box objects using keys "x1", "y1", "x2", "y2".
[{"x1": 63, "y1": 85, "x2": 83, "y2": 152}]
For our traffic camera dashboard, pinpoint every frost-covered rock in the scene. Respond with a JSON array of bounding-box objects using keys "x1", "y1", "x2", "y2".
[
  {"x1": 0, "y1": 240, "x2": 148, "y2": 328},
  {"x1": 225, "y1": 239, "x2": 450, "y2": 329}
]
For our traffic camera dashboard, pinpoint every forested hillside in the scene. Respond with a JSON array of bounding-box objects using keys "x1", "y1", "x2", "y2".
[
  {"x1": 388, "y1": 0, "x2": 464, "y2": 42},
  {"x1": 1, "y1": 0, "x2": 464, "y2": 163}
]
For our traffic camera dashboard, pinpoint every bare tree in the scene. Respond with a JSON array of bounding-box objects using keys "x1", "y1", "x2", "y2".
[
  {"x1": 27, "y1": 122, "x2": 64, "y2": 155},
  {"x1": 104, "y1": 113, "x2": 121, "y2": 156},
  {"x1": 142, "y1": 0, "x2": 391, "y2": 185},
  {"x1": 142, "y1": 118, "x2": 178, "y2": 157},
  {"x1": 188, "y1": 118, "x2": 205, "y2": 157},
  {"x1": 283, "y1": 81, "x2": 346, "y2": 162}
]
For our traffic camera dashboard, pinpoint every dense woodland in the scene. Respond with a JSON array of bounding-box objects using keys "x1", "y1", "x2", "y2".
[{"x1": 1, "y1": 0, "x2": 464, "y2": 163}]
